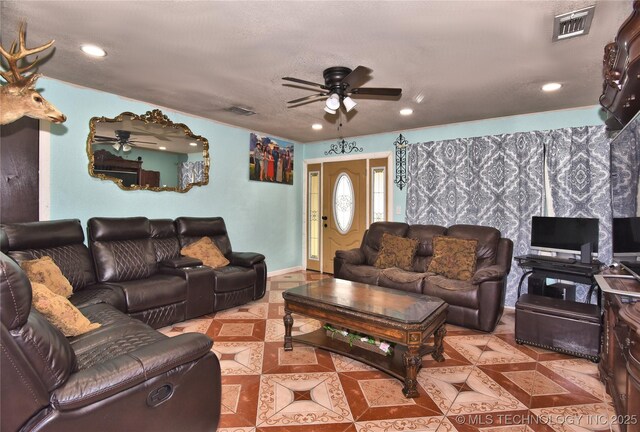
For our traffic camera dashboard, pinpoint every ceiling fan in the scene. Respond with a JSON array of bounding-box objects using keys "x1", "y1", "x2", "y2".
[
  {"x1": 283, "y1": 66, "x2": 402, "y2": 114},
  {"x1": 93, "y1": 130, "x2": 157, "y2": 152}
]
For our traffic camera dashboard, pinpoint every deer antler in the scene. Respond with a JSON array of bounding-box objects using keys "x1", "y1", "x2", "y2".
[{"x1": 0, "y1": 22, "x2": 54, "y2": 84}]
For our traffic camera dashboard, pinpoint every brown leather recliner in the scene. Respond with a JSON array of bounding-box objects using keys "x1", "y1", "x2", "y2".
[
  {"x1": 87, "y1": 217, "x2": 190, "y2": 329},
  {"x1": 334, "y1": 222, "x2": 513, "y2": 332},
  {"x1": 0, "y1": 251, "x2": 221, "y2": 432},
  {"x1": 175, "y1": 217, "x2": 267, "y2": 311}
]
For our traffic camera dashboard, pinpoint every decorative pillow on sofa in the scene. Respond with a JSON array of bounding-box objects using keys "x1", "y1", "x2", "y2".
[
  {"x1": 31, "y1": 282, "x2": 101, "y2": 337},
  {"x1": 181, "y1": 237, "x2": 230, "y2": 268},
  {"x1": 374, "y1": 233, "x2": 419, "y2": 271},
  {"x1": 427, "y1": 236, "x2": 478, "y2": 281},
  {"x1": 20, "y1": 256, "x2": 73, "y2": 298}
]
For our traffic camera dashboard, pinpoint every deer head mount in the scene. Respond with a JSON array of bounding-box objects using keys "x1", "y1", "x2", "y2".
[{"x1": 0, "y1": 23, "x2": 66, "y2": 125}]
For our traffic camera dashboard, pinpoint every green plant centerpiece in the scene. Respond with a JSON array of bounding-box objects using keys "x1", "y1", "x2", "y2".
[{"x1": 323, "y1": 324, "x2": 394, "y2": 356}]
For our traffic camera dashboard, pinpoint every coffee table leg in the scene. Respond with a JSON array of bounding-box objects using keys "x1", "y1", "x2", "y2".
[
  {"x1": 432, "y1": 324, "x2": 446, "y2": 362},
  {"x1": 402, "y1": 346, "x2": 421, "y2": 398},
  {"x1": 283, "y1": 310, "x2": 293, "y2": 351}
]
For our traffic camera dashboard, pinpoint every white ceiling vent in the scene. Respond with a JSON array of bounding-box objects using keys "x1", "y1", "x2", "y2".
[
  {"x1": 224, "y1": 106, "x2": 257, "y2": 116},
  {"x1": 552, "y1": 5, "x2": 596, "y2": 41}
]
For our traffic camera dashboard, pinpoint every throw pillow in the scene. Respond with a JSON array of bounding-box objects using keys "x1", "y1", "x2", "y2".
[
  {"x1": 181, "y1": 237, "x2": 230, "y2": 268},
  {"x1": 427, "y1": 236, "x2": 478, "y2": 281},
  {"x1": 20, "y1": 256, "x2": 73, "y2": 298},
  {"x1": 374, "y1": 233, "x2": 419, "y2": 271},
  {"x1": 31, "y1": 282, "x2": 101, "y2": 337}
]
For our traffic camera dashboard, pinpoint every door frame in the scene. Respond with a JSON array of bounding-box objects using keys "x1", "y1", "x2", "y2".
[{"x1": 302, "y1": 151, "x2": 393, "y2": 273}]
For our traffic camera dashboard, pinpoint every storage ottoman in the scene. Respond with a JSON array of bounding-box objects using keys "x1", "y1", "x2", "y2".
[{"x1": 515, "y1": 294, "x2": 601, "y2": 362}]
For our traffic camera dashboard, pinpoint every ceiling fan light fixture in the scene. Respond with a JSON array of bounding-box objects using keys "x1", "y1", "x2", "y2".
[
  {"x1": 325, "y1": 93, "x2": 340, "y2": 111},
  {"x1": 112, "y1": 143, "x2": 120, "y2": 151},
  {"x1": 122, "y1": 145, "x2": 132, "y2": 152},
  {"x1": 324, "y1": 106, "x2": 337, "y2": 115},
  {"x1": 342, "y1": 96, "x2": 357, "y2": 112}
]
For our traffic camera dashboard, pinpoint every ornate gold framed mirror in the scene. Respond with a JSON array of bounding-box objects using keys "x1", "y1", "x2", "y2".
[{"x1": 87, "y1": 109, "x2": 210, "y2": 192}]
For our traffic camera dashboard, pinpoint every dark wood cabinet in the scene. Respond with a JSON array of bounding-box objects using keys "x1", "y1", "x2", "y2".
[
  {"x1": 0, "y1": 117, "x2": 39, "y2": 223},
  {"x1": 140, "y1": 169, "x2": 160, "y2": 187},
  {"x1": 598, "y1": 274, "x2": 640, "y2": 430}
]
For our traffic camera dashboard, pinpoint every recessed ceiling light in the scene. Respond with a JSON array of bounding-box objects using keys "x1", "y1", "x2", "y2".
[
  {"x1": 542, "y1": 82, "x2": 562, "y2": 92},
  {"x1": 312, "y1": 123, "x2": 323, "y2": 130},
  {"x1": 159, "y1": 146, "x2": 167, "y2": 150},
  {"x1": 80, "y1": 44, "x2": 107, "y2": 57},
  {"x1": 400, "y1": 108, "x2": 413, "y2": 116},
  {"x1": 189, "y1": 142, "x2": 198, "y2": 147}
]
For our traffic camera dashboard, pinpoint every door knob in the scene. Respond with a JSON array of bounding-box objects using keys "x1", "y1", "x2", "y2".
[
  {"x1": 321, "y1": 216, "x2": 328, "y2": 221},
  {"x1": 324, "y1": 223, "x2": 328, "y2": 228}
]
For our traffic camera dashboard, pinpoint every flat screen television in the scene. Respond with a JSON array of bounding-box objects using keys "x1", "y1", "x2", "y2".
[
  {"x1": 530, "y1": 216, "x2": 599, "y2": 255},
  {"x1": 612, "y1": 217, "x2": 640, "y2": 259}
]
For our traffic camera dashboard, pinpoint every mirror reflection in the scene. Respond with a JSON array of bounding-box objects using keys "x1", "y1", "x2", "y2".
[{"x1": 87, "y1": 109, "x2": 209, "y2": 192}]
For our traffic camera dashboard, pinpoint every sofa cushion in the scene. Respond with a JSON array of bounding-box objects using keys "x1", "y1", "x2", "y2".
[
  {"x1": 363, "y1": 222, "x2": 409, "y2": 266},
  {"x1": 211, "y1": 266, "x2": 256, "y2": 293},
  {"x1": 378, "y1": 268, "x2": 430, "y2": 294},
  {"x1": 447, "y1": 225, "x2": 500, "y2": 270},
  {"x1": 338, "y1": 263, "x2": 381, "y2": 285},
  {"x1": 428, "y1": 236, "x2": 478, "y2": 281},
  {"x1": 181, "y1": 237, "x2": 230, "y2": 268},
  {"x1": 70, "y1": 285, "x2": 126, "y2": 312},
  {"x1": 407, "y1": 225, "x2": 447, "y2": 257},
  {"x1": 114, "y1": 274, "x2": 187, "y2": 313},
  {"x1": 423, "y1": 275, "x2": 479, "y2": 308},
  {"x1": 20, "y1": 256, "x2": 73, "y2": 298},
  {"x1": 374, "y1": 233, "x2": 418, "y2": 270},
  {"x1": 31, "y1": 282, "x2": 101, "y2": 337}
]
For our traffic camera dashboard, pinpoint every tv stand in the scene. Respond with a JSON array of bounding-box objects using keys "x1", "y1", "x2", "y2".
[{"x1": 515, "y1": 255, "x2": 603, "y2": 303}]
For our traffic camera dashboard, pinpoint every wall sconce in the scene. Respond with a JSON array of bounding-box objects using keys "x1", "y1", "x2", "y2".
[
  {"x1": 394, "y1": 133, "x2": 408, "y2": 190},
  {"x1": 324, "y1": 138, "x2": 363, "y2": 156}
]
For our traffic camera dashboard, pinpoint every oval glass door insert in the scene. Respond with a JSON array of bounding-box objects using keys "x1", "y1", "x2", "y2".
[{"x1": 333, "y1": 173, "x2": 355, "y2": 234}]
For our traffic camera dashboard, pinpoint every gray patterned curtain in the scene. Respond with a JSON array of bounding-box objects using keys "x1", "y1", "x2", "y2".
[
  {"x1": 178, "y1": 161, "x2": 205, "y2": 189},
  {"x1": 545, "y1": 126, "x2": 612, "y2": 263},
  {"x1": 611, "y1": 116, "x2": 640, "y2": 217},
  {"x1": 406, "y1": 132, "x2": 545, "y2": 306}
]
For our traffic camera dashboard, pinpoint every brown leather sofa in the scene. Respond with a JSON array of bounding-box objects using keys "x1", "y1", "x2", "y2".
[
  {"x1": 0, "y1": 251, "x2": 221, "y2": 432},
  {"x1": 334, "y1": 222, "x2": 513, "y2": 332}
]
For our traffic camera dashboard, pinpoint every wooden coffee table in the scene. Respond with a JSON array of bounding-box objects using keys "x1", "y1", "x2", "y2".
[{"x1": 283, "y1": 278, "x2": 447, "y2": 398}]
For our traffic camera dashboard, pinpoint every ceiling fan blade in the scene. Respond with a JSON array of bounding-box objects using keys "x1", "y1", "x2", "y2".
[
  {"x1": 342, "y1": 66, "x2": 372, "y2": 89},
  {"x1": 283, "y1": 77, "x2": 328, "y2": 89},
  {"x1": 350, "y1": 87, "x2": 402, "y2": 96},
  {"x1": 129, "y1": 139, "x2": 157, "y2": 145},
  {"x1": 287, "y1": 93, "x2": 327, "y2": 104}
]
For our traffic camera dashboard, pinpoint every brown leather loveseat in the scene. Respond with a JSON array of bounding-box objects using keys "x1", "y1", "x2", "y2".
[{"x1": 334, "y1": 222, "x2": 513, "y2": 332}]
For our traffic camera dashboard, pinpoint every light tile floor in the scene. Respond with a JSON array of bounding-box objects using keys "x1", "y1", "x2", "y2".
[{"x1": 159, "y1": 271, "x2": 618, "y2": 432}]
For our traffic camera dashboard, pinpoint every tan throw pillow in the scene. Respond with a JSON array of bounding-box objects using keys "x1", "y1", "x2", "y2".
[
  {"x1": 374, "y1": 233, "x2": 419, "y2": 271},
  {"x1": 181, "y1": 237, "x2": 230, "y2": 268},
  {"x1": 31, "y1": 282, "x2": 100, "y2": 337},
  {"x1": 427, "y1": 236, "x2": 478, "y2": 281},
  {"x1": 20, "y1": 256, "x2": 73, "y2": 298}
]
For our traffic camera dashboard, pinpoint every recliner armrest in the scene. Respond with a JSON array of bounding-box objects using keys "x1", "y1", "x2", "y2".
[
  {"x1": 51, "y1": 333, "x2": 213, "y2": 411},
  {"x1": 229, "y1": 252, "x2": 265, "y2": 267},
  {"x1": 160, "y1": 256, "x2": 203, "y2": 268},
  {"x1": 335, "y1": 248, "x2": 365, "y2": 265},
  {"x1": 471, "y1": 265, "x2": 506, "y2": 285}
]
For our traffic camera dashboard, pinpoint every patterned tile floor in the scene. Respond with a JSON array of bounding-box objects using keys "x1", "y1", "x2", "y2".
[{"x1": 160, "y1": 271, "x2": 618, "y2": 432}]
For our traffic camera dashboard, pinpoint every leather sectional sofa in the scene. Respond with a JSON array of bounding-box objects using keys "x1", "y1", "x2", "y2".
[
  {"x1": 0, "y1": 215, "x2": 266, "y2": 431},
  {"x1": 0, "y1": 251, "x2": 221, "y2": 432},
  {"x1": 334, "y1": 222, "x2": 513, "y2": 332},
  {"x1": 1, "y1": 216, "x2": 267, "y2": 329}
]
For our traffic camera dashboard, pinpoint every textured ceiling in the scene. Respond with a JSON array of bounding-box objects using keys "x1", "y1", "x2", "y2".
[{"x1": 0, "y1": 1, "x2": 633, "y2": 143}]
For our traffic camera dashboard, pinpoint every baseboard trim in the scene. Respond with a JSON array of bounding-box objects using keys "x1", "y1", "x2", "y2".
[{"x1": 268, "y1": 266, "x2": 304, "y2": 277}]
